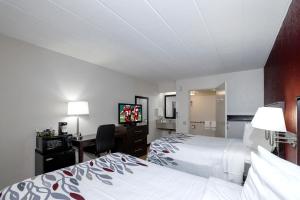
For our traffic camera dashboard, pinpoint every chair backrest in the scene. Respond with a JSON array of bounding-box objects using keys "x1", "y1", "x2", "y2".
[{"x1": 96, "y1": 124, "x2": 115, "y2": 153}]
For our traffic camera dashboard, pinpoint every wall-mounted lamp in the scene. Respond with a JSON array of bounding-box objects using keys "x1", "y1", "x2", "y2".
[{"x1": 251, "y1": 107, "x2": 297, "y2": 148}]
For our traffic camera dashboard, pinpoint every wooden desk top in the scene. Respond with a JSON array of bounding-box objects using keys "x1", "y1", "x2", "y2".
[
  {"x1": 73, "y1": 134, "x2": 96, "y2": 142},
  {"x1": 72, "y1": 126, "x2": 127, "y2": 143}
]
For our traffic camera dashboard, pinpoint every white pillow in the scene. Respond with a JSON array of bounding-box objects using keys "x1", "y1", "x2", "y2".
[
  {"x1": 241, "y1": 152, "x2": 299, "y2": 200},
  {"x1": 258, "y1": 146, "x2": 300, "y2": 181},
  {"x1": 242, "y1": 123, "x2": 274, "y2": 151}
]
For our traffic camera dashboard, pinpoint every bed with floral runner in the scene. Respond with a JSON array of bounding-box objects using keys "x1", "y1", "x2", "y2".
[
  {"x1": 148, "y1": 133, "x2": 251, "y2": 184},
  {"x1": 0, "y1": 152, "x2": 243, "y2": 200}
]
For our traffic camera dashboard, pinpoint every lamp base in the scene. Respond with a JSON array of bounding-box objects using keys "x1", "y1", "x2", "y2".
[
  {"x1": 75, "y1": 116, "x2": 82, "y2": 140},
  {"x1": 76, "y1": 134, "x2": 82, "y2": 140}
]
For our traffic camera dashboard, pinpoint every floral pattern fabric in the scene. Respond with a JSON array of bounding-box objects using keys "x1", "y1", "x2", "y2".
[
  {"x1": 147, "y1": 133, "x2": 193, "y2": 166},
  {"x1": 0, "y1": 153, "x2": 147, "y2": 200}
]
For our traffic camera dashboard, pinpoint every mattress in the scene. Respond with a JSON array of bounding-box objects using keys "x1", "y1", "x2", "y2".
[
  {"x1": 0, "y1": 153, "x2": 242, "y2": 200},
  {"x1": 148, "y1": 133, "x2": 251, "y2": 184}
]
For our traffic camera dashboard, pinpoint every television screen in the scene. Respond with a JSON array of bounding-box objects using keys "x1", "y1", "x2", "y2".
[{"x1": 118, "y1": 103, "x2": 142, "y2": 124}]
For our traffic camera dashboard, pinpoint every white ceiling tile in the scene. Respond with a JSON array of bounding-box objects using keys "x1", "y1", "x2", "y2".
[
  {"x1": 195, "y1": 0, "x2": 245, "y2": 67},
  {"x1": 98, "y1": 0, "x2": 188, "y2": 59},
  {"x1": 1, "y1": 0, "x2": 175, "y2": 79},
  {"x1": 242, "y1": 0, "x2": 291, "y2": 68},
  {"x1": 49, "y1": 0, "x2": 178, "y2": 73},
  {"x1": 0, "y1": 0, "x2": 292, "y2": 81},
  {"x1": 148, "y1": 0, "x2": 222, "y2": 67}
]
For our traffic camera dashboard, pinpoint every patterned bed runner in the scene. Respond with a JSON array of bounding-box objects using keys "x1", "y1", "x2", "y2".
[
  {"x1": 0, "y1": 153, "x2": 148, "y2": 200},
  {"x1": 148, "y1": 133, "x2": 193, "y2": 166}
]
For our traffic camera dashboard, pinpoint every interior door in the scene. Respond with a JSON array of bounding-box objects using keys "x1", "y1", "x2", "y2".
[{"x1": 215, "y1": 82, "x2": 227, "y2": 138}]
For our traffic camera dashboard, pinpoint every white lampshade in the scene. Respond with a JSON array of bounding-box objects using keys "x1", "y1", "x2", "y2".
[
  {"x1": 67, "y1": 101, "x2": 89, "y2": 115},
  {"x1": 251, "y1": 107, "x2": 286, "y2": 132}
]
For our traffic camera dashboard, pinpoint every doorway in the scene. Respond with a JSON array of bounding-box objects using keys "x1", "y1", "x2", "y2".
[
  {"x1": 189, "y1": 82, "x2": 227, "y2": 137},
  {"x1": 215, "y1": 82, "x2": 227, "y2": 138}
]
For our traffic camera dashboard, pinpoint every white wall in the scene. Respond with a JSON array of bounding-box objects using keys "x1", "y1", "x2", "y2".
[
  {"x1": 0, "y1": 34, "x2": 160, "y2": 189},
  {"x1": 158, "y1": 81, "x2": 176, "y2": 93},
  {"x1": 176, "y1": 69, "x2": 264, "y2": 134}
]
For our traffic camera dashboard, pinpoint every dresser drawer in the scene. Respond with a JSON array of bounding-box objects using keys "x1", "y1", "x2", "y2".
[
  {"x1": 133, "y1": 138, "x2": 147, "y2": 148},
  {"x1": 126, "y1": 125, "x2": 148, "y2": 157},
  {"x1": 132, "y1": 138, "x2": 147, "y2": 156},
  {"x1": 133, "y1": 125, "x2": 148, "y2": 134},
  {"x1": 132, "y1": 130, "x2": 147, "y2": 140},
  {"x1": 133, "y1": 146, "x2": 147, "y2": 157}
]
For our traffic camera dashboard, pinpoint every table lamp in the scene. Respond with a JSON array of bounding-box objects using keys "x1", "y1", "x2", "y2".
[{"x1": 68, "y1": 101, "x2": 89, "y2": 139}]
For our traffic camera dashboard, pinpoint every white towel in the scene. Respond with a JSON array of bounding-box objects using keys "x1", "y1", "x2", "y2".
[
  {"x1": 223, "y1": 140, "x2": 247, "y2": 184},
  {"x1": 204, "y1": 121, "x2": 211, "y2": 129},
  {"x1": 210, "y1": 121, "x2": 216, "y2": 128}
]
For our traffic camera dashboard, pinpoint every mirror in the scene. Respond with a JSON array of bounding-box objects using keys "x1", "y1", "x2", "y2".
[
  {"x1": 164, "y1": 95, "x2": 176, "y2": 119},
  {"x1": 135, "y1": 96, "x2": 149, "y2": 126}
]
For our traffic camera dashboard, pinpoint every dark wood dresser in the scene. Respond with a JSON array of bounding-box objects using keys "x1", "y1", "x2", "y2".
[{"x1": 127, "y1": 125, "x2": 148, "y2": 157}]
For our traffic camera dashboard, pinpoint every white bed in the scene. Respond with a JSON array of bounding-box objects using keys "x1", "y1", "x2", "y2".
[
  {"x1": 148, "y1": 133, "x2": 250, "y2": 184},
  {"x1": 0, "y1": 153, "x2": 242, "y2": 200},
  {"x1": 148, "y1": 123, "x2": 273, "y2": 185},
  {"x1": 1, "y1": 148, "x2": 299, "y2": 200}
]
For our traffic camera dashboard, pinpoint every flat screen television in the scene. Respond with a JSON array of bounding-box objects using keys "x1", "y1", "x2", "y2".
[{"x1": 118, "y1": 103, "x2": 143, "y2": 124}]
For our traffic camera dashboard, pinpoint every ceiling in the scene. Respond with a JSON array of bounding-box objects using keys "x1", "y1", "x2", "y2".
[{"x1": 0, "y1": 0, "x2": 291, "y2": 82}]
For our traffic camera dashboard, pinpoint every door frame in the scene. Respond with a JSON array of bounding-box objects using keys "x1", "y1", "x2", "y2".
[
  {"x1": 223, "y1": 82, "x2": 228, "y2": 138},
  {"x1": 215, "y1": 82, "x2": 228, "y2": 138}
]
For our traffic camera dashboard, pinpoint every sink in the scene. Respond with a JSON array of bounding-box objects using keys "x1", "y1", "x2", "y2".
[{"x1": 156, "y1": 119, "x2": 176, "y2": 130}]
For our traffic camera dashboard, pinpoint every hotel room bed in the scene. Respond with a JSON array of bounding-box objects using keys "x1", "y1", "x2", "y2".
[
  {"x1": 0, "y1": 153, "x2": 242, "y2": 200},
  {"x1": 1, "y1": 148, "x2": 299, "y2": 200},
  {"x1": 148, "y1": 133, "x2": 251, "y2": 184}
]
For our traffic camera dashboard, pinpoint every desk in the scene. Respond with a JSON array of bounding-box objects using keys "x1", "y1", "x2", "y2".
[{"x1": 72, "y1": 126, "x2": 127, "y2": 163}]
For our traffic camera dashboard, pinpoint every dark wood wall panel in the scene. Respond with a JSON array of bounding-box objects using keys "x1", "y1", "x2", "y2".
[{"x1": 264, "y1": 0, "x2": 300, "y2": 163}]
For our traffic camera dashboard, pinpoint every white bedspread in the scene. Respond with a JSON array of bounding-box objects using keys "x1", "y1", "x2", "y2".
[
  {"x1": 0, "y1": 153, "x2": 242, "y2": 200},
  {"x1": 81, "y1": 159, "x2": 208, "y2": 200},
  {"x1": 148, "y1": 134, "x2": 251, "y2": 184},
  {"x1": 202, "y1": 177, "x2": 242, "y2": 200}
]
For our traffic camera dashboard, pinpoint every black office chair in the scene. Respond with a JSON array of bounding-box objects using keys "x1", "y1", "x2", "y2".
[{"x1": 84, "y1": 124, "x2": 115, "y2": 157}]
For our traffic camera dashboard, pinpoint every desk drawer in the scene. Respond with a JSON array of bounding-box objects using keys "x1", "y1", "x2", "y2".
[{"x1": 84, "y1": 140, "x2": 96, "y2": 147}]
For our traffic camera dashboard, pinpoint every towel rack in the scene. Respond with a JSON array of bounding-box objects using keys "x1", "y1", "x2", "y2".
[{"x1": 190, "y1": 121, "x2": 205, "y2": 124}]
